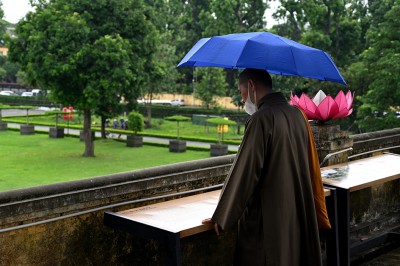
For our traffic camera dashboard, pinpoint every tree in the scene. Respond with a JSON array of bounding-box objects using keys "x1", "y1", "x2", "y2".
[
  {"x1": 195, "y1": 0, "x2": 269, "y2": 93},
  {"x1": 194, "y1": 68, "x2": 227, "y2": 109},
  {"x1": 9, "y1": 0, "x2": 158, "y2": 156},
  {"x1": 202, "y1": 0, "x2": 268, "y2": 37},
  {"x1": 0, "y1": 2, "x2": 6, "y2": 45},
  {"x1": 355, "y1": 0, "x2": 400, "y2": 132},
  {"x1": 273, "y1": 0, "x2": 363, "y2": 67}
]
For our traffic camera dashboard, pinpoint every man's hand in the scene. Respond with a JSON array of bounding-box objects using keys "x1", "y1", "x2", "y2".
[{"x1": 202, "y1": 218, "x2": 221, "y2": 236}]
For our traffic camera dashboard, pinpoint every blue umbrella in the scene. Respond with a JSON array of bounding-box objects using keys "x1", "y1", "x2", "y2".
[{"x1": 177, "y1": 32, "x2": 347, "y2": 85}]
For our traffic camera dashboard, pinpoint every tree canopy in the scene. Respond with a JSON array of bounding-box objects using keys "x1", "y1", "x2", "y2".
[
  {"x1": 4, "y1": 0, "x2": 400, "y2": 134},
  {"x1": 9, "y1": 0, "x2": 158, "y2": 156}
]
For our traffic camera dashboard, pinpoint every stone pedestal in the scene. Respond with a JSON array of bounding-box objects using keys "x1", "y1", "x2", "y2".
[
  {"x1": 49, "y1": 127, "x2": 64, "y2": 138},
  {"x1": 350, "y1": 179, "x2": 400, "y2": 246},
  {"x1": 20, "y1": 124, "x2": 35, "y2": 135},
  {"x1": 127, "y1": 135, "x2": 143, "y2": 147},
  {"x1": 169, "y1": 140, "x2": 186, "y2": 153},
  {"x1": 80, "y1": 131, "x2": 95, "y2": 141},
  {"x1": 210, "y1": 144, "x2": 228, "y2": 157},
  {"x1": 311, "y1": 123, "x2": 353, "y2": 166},
  {"x1": 0, "y1": 122, "x2": 7, "y2": 131}
]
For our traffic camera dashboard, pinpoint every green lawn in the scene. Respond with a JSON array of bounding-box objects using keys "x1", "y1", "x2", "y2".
[
  {"x1": 143, "y1": 119, "x2": 243, "y2": 141},
  {"x1": 19, "y1": 114, "x2": 244, "y2": 141},
  {"x1": 0, "y1": 131, "x2": 211, "y2": 191}
]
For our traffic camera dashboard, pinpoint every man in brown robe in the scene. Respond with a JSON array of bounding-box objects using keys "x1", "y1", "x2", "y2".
[{"x1": 205, "y1": 69, "x2": 328, "y2": 265}]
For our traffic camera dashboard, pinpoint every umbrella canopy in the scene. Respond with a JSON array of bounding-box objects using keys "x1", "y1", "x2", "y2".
[{"x1": 177, "y1": 32, "x2": 347, "y2": 85}]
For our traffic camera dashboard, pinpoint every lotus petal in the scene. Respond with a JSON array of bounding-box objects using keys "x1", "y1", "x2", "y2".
[
  {"x1": 315, "y1": 96, "x2": 339, "y2": 121},
  {"x1": 347, "y1": 108, "x2": 353, "y2": 116},
  {"x1": 346, "y1": 91, "x2": 354, "y2": 109},
  {"x1": 298, "y1": 93, "x2": 320, "y2": 120},
  {"x1": 291, "y1": 90, "x2": 353, "y2": 122},
  {"x1": 290, "y1": 93, "x2": 300, "y2": 104},
  {"x1": 313, "y1": 90, "x2": 326, "y2": 106},
  {"x1": 334, "y1": 90, "x2": 348, "y2": 111},
  {"x1": 332, "y1": 107, "x2": 350, "y2": 120},
  {"x1": 291, "y1": 92, "x2": 319, "y2": 120}
]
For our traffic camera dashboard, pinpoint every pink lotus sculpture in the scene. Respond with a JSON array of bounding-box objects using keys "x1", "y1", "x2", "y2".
[{"x1": 290, "y1": 90, "x2": 354, "y2": 122}]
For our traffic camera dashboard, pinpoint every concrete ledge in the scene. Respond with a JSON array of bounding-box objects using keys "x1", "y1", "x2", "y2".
[
  {"x1": 0, "y1": 155, "x2": 236, "y2": 265},
  {"x1": 352, "y1": 128, "x2": 400, "y2": 142},
  {"x1": 0, "y1": 155, "x2": 235, "y2": 228},
  {"x1": 351, "y1": 128, "x2": 400, "y2": 158}
]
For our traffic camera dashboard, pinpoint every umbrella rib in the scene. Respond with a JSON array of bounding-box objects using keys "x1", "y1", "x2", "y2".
[{"x1": 234, "y1": 39, "x2": 251, "y2": 68}]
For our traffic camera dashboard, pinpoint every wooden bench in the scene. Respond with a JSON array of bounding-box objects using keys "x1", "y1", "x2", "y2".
[
  {"x1": 104, "y1": 188, "x2": 338, "y2": 265},
  {"x1": 321, "y1": 153, "x2": 400, "y2": 266}
]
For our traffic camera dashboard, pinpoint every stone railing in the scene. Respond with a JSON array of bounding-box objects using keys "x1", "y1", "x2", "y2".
[
  {"x1": 312, "y1": 125, "x2": 400, "y2": 166},
  {"x1": 350, "y1": 128, "x2": 400, "y2": 159}
]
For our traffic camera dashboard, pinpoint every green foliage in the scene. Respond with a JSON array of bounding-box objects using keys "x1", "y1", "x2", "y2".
[
  {"x1": 202, "y1": 0, "x2": 267, "y2": 36},
  {"x1": 127, "y1": 110, "x2": 144, "y2": 135},
  {"x1": 0, "y1": 55, "x2": 19, "y2": 83},
  {"x1": 206, "y1": 117, "x2": 236, "y2": 126},
  {"x1": 0, "y1": 94, "x2": 56, "y2": 107},
  {"x1": 194, "y1": 68, "x2": 227, "y2": 108},
  {"x1": 165, "y1": 115, "x2": 190, "y2": 139},
  {"x1": 164, "y1": 115, "x2": 191, "y2": 122},
  {"x1": 9, "y1": 0, "x2": 158, "y2": 156},
  {"x1": 206, "y1": 117, "x2": 236, "y2": 144},
  {"x1": 5, "y1": 0, "x2": 398, "y2": 135},
  {"x1": 354, "y1": 0, "x2": 400, "y2": 132}
]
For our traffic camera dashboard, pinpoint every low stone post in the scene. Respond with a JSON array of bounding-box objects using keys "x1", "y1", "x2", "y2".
[
  {"x1": 49, "y1": 127, "x2": 64, "y2": 138},
  {"x1": 311, "y1": 123, "x2": 353, "y2": 166},
  {"x1": 210, "y1": 144, "x2": 228, "y2": 156},
  {"x1": 0, "y1": 107, "x2": 8, "y2": 131},
  {"x1": 169, "y1": 140, "x2": 186, "y2": 152},
  {"x1": 20, "y1": 107, "x2": 36, "y2": 135},
  {"x1": 20, "y1": 124, "x2": 35, "y2": 135},
  {"x1": 0, "y1": 122, "x2": 7, "y2": 131}
]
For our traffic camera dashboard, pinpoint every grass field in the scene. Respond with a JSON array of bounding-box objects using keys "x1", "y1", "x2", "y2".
[
  {"x1": 0, "y1": 131, "x2": 211, "y2": 192},
  {"x1": 142, "y1": 119, "x2": 243, "y2": 141},
  {"x1": 22, "y1": 114, "x2": 244, "y2": 141}
]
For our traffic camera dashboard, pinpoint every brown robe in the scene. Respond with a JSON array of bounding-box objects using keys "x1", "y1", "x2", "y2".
[{"x1": 212, "y1": 92, "x2": 322, "y2": 266}]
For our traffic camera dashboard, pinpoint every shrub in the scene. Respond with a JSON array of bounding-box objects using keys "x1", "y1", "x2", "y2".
[{"x1": 127, "y1": 111, "x2": 144, "y2": 135}]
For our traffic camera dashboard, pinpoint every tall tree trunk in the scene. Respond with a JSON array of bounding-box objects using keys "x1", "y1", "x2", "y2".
[
  {"x1": 145, "y1": 104, "x2": 152, "y2": 128},
  {"x1": 101, "y1": 115, "x2": 106, "y2": 139},
  {"x1": 83, "y1": 109, "x2": 95, "y2": 157},
  {"x1": 323, "y1": 0, "x2": 332, "y2": 35},
  {"x1": 226, "y1": 70, "x2": 235, "y2": 94}
]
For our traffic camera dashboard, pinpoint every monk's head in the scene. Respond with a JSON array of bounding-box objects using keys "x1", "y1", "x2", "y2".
[{"x1": 238, "y1": 68, "x2": 272, "y2": 104}]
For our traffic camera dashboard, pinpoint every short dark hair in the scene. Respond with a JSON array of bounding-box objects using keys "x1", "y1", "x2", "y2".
[{"x1": 239, "y1": 68, "x2": 272, "y2": 90}]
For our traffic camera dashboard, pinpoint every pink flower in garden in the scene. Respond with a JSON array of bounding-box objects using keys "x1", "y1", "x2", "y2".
[{"x1": 290, "y1": 90, "x2": 354, "y2": 122}]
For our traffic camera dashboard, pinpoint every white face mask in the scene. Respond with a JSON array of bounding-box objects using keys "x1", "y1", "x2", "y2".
[{"x1": 244, "y1": 84, "x2": 257, "y2": 115}]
